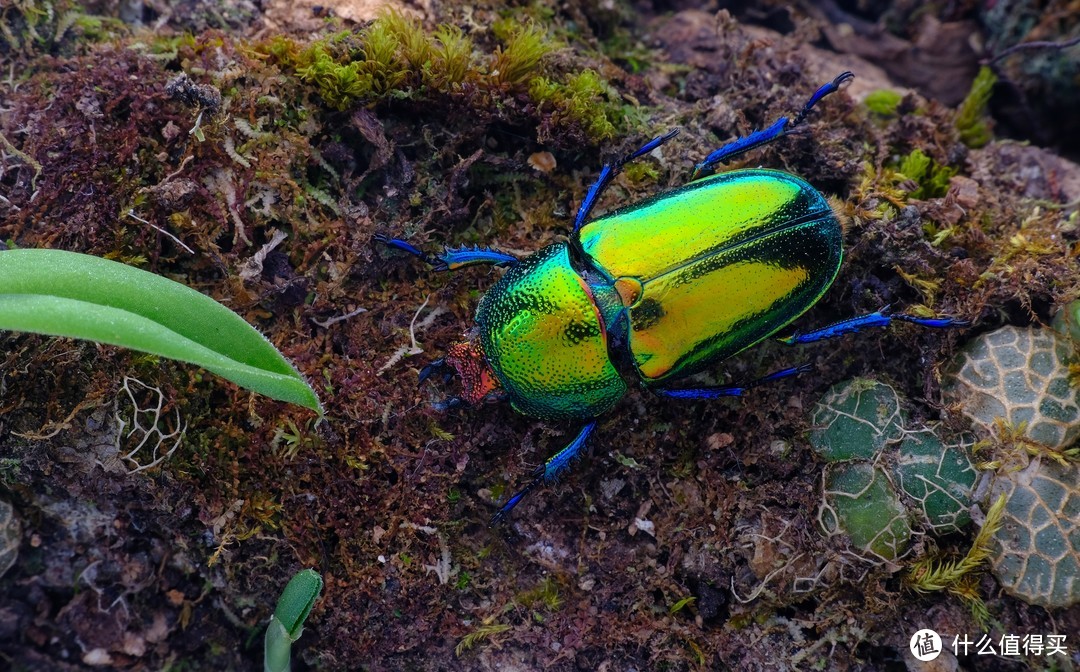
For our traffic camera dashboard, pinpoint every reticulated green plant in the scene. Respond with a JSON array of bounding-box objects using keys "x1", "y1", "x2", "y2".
[
  {"x1": 809, "y1": 378, "x2": 981, "y2": 562},
  {"x1": 820, "y1": 462, "x2": 912, "y2": 561},
  {"x1": 0, "y1": 249, "x2": 322, "y2": 413},
  {"x1": 890, "y1": 429, "x2": 978, "y2": 534},
  {"x1": 942, "y1": 325, "x2": 1080, "y2": 450},
  {"x1": 940, "y1": 305, "x2": 1080, "y2": 608},
  {"x1": 808, "y1": 378, "x2": 906, "y2": 462},
  {"x1": 986, "y1": 458, "x2": 1080, "y2": 608},
  {"x1": 955, "y1": 66, "x2": 997, "y2": 149}
]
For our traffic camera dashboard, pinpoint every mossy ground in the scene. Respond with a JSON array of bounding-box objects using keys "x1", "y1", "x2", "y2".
[{"x1": 1, "y1": 1, "x2": 1079, "y2": 670}]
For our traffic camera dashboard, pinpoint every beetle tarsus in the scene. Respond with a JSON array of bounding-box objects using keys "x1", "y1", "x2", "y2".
[
  {"x1": 655, "y1": 363, "x2": 813, "y2": 400},
  {"x1": 777, "y1": 309, "x2": 968, "y2": 345},
  {"x1": 490, "y1": 478, "x2": 541, "y2": 526},
  {"x1": 792, "y1": 71, "x2": 855, "y2": 128},
  {"x1": 418, "y1": 358, "x2": 447, "y2": 385},
  {"x1": 490, "y1": 422, "x2": 597, "y2": 524},
  {"x1": 432, "y1": 396, "x2": 463, "y2": 412},
  {"x1": 572, "y1": 130, "x2": 681, "y2": 234},
  {"x1": 376, "y1": 234, "x2": 517, "y2": 271},
  {"x1": 894, "y1": 314, "x2": 971, "y2": 329},
  {"x1": 692, "y1": 71, "x2": 855, "y2": 180}
]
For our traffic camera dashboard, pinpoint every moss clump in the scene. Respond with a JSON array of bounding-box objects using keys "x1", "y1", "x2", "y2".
[
  {"x1": 896, "y1": 149, "x2": 957, "y2": 199},
  {"x1": 282, "y1": 25, "x2": 409, "y2": 111},
  {"x1": 864, "y1": 90, "x2": 903, "y2": 117},
  {"x1": 490, "y1": 19, "x2": 554, "y2": 87},
  {"x1": 955, "y1": 66, "x2": 997, "y2": 149},
  {"x1": 258, "y1": 14, "x2": 626, "y2": 144},
  {"x1": 529, "y1": 70, "x2": 621, "y2": 141}
]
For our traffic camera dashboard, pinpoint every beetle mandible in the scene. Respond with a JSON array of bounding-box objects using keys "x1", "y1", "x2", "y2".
[{"x1": 378, "y1": 71, "x2": 966, "y2": 524}]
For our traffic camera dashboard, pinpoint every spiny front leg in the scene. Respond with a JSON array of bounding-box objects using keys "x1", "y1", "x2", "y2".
[
  {"x1": 490, "y1": 421, "x2": 598, "y2": 526},
  {"x1": 375, "y1": 234, "x2": 518, "y2": 271}
]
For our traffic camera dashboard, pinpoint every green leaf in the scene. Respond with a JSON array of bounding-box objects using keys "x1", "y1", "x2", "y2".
[
  {"x1": 265, "y1": 569, "x2": 324, "y2": 672},
  {"x1": 0, "y1": 249, "x2": 322, "y2": 413},
  {"x1": 273, "y1": 568, "x2": 324, "y2": 635}
]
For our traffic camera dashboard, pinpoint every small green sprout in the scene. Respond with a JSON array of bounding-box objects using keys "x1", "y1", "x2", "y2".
[
  {"x1": 490, "y1": 20, "x2": 553, "y2": 87},
  {"x1": 264, "y1": 569, "x2": 323, "y2": 672}
]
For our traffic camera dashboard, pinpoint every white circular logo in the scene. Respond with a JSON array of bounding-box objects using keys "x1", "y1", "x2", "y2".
[{"x1": 909, "y1": 629, "x2": 942, "y2": 661}]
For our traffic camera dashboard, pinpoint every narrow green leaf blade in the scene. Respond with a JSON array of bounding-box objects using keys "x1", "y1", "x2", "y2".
[{"x1": 0, "y1": 249, "x2": 322, "y2": 413}]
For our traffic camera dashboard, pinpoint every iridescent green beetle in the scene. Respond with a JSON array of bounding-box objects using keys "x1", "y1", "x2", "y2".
[{"x1": 379, "y1": 72, "x2": 966, "y2": 523}]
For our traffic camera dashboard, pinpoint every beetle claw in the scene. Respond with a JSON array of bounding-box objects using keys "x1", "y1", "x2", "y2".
[
  {"x1": 432, "y1": 396, "x2": 463, "y2": 412},
  {"x1": 418, "y1": 358, "x2": 447, "y2": 385}
]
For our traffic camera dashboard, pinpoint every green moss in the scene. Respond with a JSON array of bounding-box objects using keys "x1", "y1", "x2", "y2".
[
  {"x1": 955, "y1": 66, "x2": 997, "y2": 148},
  {"x1": 428, "y1": 24, "x2": 474, "y2": 89},
  {"x1": 255, "y1": 14, "x2": 620, "y2": 143},
  {"x1": 864, "y1": 90, "x2": 903, "y2": 117},
  {"x1": 293, "y1": 45, "x2": 373, "y2": 111},
  {"x1": 491, "y1": 19, "x2": 554, "y2": 87},
  {"x1": 897, "y1": 149, "x2": 956, "y2": 199},
  {"x1": 529, "y1": 69, "x2": 620, "y2": 140}
]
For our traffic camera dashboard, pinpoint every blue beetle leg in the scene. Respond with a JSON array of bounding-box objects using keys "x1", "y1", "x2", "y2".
[
  {"x1": 431, "y1": 396, "x2": 464, "y2": 412},
  {"x1": 790, "y1": 71, "x2": 856, "y2": 128},
  {"x1": 490, "y1": 421, "x2": 598, "y2": 525},
  {"x1": 691, "y1": 71, "x2": 854, "y2": 180},
  {"x1": 654, "y1": 363, "x2": 812, "y2": 400},
  {"x1": 572, "y1": 129, "x2": 680, "y2": 234},
  {"x1": 418, "y1": 358, "x2": 447, "y2": 385},
  {"x1": 376, "y1": 234, "x2": 518, "y2": 271},
  {"x1": 893, "y1": 314, "x2": 971, "y2": 329},
  {"x1": 776, "y1": 308, "x2": 968, "y2": 346}
]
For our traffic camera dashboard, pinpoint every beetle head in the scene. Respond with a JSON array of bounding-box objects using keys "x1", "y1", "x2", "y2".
[{"x1": 426, "y1": 337, "x2": 501, "y2": 407}]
